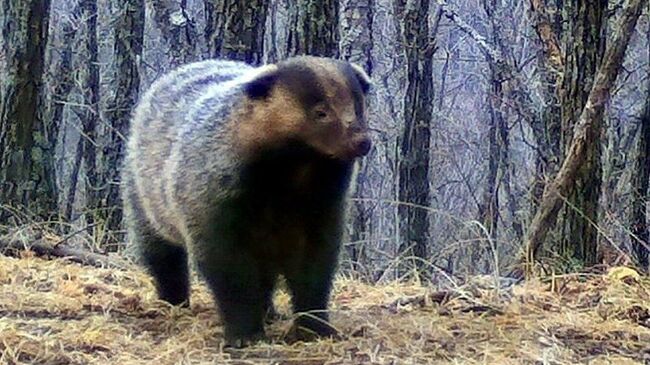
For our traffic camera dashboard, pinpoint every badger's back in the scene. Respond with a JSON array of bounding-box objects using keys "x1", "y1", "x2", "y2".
[{"x1": 123, "y1": 60, "x2": 252, "y2": 246}]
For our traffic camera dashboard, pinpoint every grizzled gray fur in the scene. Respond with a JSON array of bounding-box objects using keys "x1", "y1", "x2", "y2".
[{"x1": 121, "y1": 56, "x2": 372, "y2": 347}]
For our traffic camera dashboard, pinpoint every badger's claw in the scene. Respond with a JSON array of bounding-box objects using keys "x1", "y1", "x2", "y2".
[{"x1": 224, "y1": 331, "x2": 266, "y2": 349}]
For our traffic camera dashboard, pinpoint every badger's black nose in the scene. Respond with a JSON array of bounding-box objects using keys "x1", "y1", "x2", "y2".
[{"x1": 355, "y1": 138, "x2": 372, "y2": 156}]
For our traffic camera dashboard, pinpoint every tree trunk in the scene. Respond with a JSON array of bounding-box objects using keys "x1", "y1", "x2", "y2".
[
  {"x1": 340, "y1": 0, "x2": 374, "y2": 276},
  {"x1": 263, "y1": 0, "x2": 291, "y2": 63},
  {"x1": 0, "y1": 0, "x2": 55, "y2": 221},
  {"x1": 477, "y1": 94, "x2": 499, "y2": 271},
  {"x1": 395, "y1": 1, "x2": 437, "y2": 275},
  {"x1": 47, "y1": 4, "x2": 80, "y2": 220},
  {"x1": 630, "y1": 96, "x2": 650, "y2": 271},
  {"x1": 204, "y1": 0, "x2": 268, "y2": 64},
  {"x1": 97, "y1": 0, "x2": 145, "y2": 246},
  {"x1": 64, "y1": 137, "x2": 84, "y2": 222},
  {"x1": 474, "y1": 0, "x2": 525, "y2": 272},
  {"x1": 629, "y1": 16, "x2": 650, "y2": 270},
  {"x1": 555, "y1": 0, "x2": 607, "y2": 266},
  {"x1": 528, "y1": 0, "x2": 563, "y2": 217},
  {"x1": 286, "y1": 0, "x2": 339, "y2": 57},
  {"x1": 150, "y1": 0, "x2": 198, "y2": 66},
  {"x1": 74, "y1": 0, "x2": 100, "y2": 225},
  {"x1": 523, "y1": 0, "x2": 646, "y2": 273}
]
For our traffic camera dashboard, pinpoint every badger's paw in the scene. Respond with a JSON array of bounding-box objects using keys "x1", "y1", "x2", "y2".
[{"x1": 224, "y1": 331, "x2": 266, "y2": 349}]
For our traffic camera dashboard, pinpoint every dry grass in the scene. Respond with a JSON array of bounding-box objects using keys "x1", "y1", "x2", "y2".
[{"x1": 0, "y1": 252, "x2": 648, "y2": 365}]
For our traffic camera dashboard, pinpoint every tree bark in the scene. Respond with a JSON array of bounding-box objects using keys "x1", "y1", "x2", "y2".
[
  {"x1": 629, "y1": 13, "x2": 650, "y2": 270},
  {"x1": 523, "y1": 0, "x2": 647, "y2": 273},
  {"x1": 477, "y1": 0, "x2": 507, "y2": 271},
  {"x1": 555, "y1": 0, "x2": 607, "y2": 266},
  {"x1": 97, "y1": 0, "x2": 145, "y2": 245},
  {"x1": 341, "y1": 0, "x2": 374, "y2": 275},
  {"x1": 204, "y1": 0, "x2": 268, "y2": 64},
  {"x1": 528, "y1": 0, "x2": 563, "y2": 71},
  {"x1": 0, "y1": 0, "x2": 55, "y2": 221},
  {"x1": 47, "y1": 4, "x2": 80, "y2": 220},
  {"x1": 286, "y1": 0, "x2": 339, "y2": 57},
  {"x1": 528, "y1": 0, "x2": 562, "y2": 217},
  {"x1": 395, "y1": 1, "x2": 438, "y2": 275},
  {"x1": 73, "y1": 0, "x2": 100, "y2": 227},
  {"x1": 630, "y1": 96, "x2": 650, "y2": 271},
  {"x1": 150, "y1": 0, "x2": 199, "y2": 66}
]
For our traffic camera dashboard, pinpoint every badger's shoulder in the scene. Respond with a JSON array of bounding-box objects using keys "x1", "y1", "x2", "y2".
[
  {"x1": 131, "y1": 60, "x2": 252, "y2": 125},
  {"x1": 147, "y1": 59, "x2": 250, "y2": 98}
]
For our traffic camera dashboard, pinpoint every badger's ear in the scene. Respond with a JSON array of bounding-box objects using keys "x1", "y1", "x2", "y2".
[
  {"x1": 244, "y1": 64, "x2": 279, "y2": 99},
  {"x1": 349, "y1": 63, "x2": 372, "y2": 94}
]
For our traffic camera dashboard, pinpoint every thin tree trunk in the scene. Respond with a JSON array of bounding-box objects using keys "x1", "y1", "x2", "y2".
[
  {"x1": 47, "y1": 5, "x2": 80, "y2": 219},
  {"x1": 523, "y1": 0, "x2": 646, "y2": 273},
  {"x1": 98, "y1": 0, "x2": 145, "y2": 245},
  {"x1": 630, "y1": 97, "x2": 650, "y2": 271},
  {"x1": 0, "y1": 0, "x2": 55, "y2": 221},
  {"x1": 395, "y1": 2, "x2": 439, "y2": 276},
  {"x1": 64, "y1": 137, "x2": 84, "y2": 222},
  {"x1": 477, "y1": 99, "x2": 499, "y2": 272},
  {"x1": 629, "y1": 14, "x2": 650, "y2": 270},
  {"x1": 528, "y1": 0, "x2": 563, "y2": 218},
  {"x1": 76, "y1": 0, "x2": 100, "y2": 225},
  {"x1": 341, "y1": 0, "x2": 374, "y2": 276}
]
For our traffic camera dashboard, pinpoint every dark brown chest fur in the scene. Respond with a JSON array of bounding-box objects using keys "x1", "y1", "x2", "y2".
[{"x1": 216, "y1": 141, "x2": 353, "y2": 265}]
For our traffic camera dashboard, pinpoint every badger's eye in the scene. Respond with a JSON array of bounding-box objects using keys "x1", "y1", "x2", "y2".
[{"x1": 313, "y1": 108, "x2": 328, "y2": 121}]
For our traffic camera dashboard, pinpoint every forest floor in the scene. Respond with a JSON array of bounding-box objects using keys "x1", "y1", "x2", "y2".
[{"x1": 0, "y1": 251, "x2": 649, "y2": 365}]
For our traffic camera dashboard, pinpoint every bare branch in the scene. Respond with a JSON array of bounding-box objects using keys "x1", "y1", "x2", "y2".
[{"x1": 521, "y1": 0, "x2": 647, "y2": 275}]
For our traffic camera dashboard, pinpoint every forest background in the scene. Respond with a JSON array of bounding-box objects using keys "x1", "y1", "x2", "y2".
[{"x1": 1, "y1": 0, "x2": 649, "y2": 283}]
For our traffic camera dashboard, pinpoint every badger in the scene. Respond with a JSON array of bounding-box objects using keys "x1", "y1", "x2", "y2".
[{"x1": 121, "y1": 56, "x2": 372, "y2": 347}]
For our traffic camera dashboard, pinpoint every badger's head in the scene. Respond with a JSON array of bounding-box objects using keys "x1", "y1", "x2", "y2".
[{"x1": 236, "y1": 56, "x2": 372, "y2": 161}]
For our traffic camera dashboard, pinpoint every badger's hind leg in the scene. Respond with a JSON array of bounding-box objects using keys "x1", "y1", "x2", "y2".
[
  {"x1": 123, "y1": 171, "x2": 191, "y2": 306},
  {"x1": 139, "y1": 234, "x2": 191, "y2": 306}
]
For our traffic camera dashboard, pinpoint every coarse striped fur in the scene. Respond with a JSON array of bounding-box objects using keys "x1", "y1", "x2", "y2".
[{"x1": 121, "y1": 56, "x2": 372, "y2": 347}]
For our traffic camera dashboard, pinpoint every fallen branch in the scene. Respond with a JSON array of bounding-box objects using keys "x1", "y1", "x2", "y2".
[{"x1": 0, "y1": 230, "x2": 131, "y2": 269}]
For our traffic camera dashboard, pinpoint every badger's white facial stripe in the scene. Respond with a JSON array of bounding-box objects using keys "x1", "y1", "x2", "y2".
[
  {"x1": 241, "y1": 64, "x2": 279, "y2": 84},
  {"x1": 349, "y1": 63, "x2": 372, "y2": 90}
]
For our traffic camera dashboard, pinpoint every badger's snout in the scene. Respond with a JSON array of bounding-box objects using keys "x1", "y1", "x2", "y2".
[
  {"x1": 343, "y1": 134, "x2": 371, "y2": 159},
  {"x1": 353, "y1": 137, "x2": 372, "y2": 157}
]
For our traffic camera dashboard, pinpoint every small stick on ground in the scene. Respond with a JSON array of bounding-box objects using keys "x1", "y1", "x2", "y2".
[{"x1": 0, "y1": 230, "x2": 130, "y2": 269}]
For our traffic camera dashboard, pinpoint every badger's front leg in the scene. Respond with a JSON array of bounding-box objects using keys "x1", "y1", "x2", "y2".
[
  {"x1": 197, "y1": 238, "x2": 274, "y2": 348},
  {"x1": 283, "y1": 215, "x2": 342, "y2": 342},
  {"x1": 194, "y1": 208, "x2": 275, "y2": 348}
]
